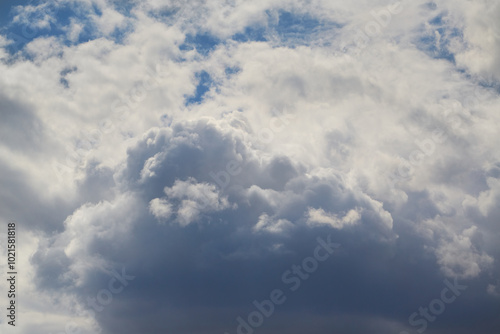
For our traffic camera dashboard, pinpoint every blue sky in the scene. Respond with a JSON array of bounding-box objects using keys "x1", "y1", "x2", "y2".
[
  {"x1": 1, "y1": 1, "x2": 500, "y2": 334},
  {"x1": 0, "y1": 0, "x2": 29, "y2": 26}
]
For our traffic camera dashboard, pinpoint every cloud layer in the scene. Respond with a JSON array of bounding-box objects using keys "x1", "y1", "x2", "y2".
[{"x1": 0, "y1": 0, "x2": 499, "y2": 333}]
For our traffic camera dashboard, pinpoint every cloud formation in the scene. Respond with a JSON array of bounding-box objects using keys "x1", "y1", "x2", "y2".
[{"x1": 0, "y1": 0, "x2": 499, "y2": 333}]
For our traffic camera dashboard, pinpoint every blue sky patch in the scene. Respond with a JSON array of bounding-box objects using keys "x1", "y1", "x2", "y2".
[
  {"x1": 275, "y1": 11, "x2": 321, "y2": 35},
  {"x1": 185, "y1": 70, "x2": 212, "y2": 105},
  {"x1": 429, "y1": 14, "x2": 444, "y2": 26},
  {"x1": 224, "y1": 67, "x2": 240, "y2": 76},
  {"x1": 416, "y1": 14, "x2": 462, "y2": 63},
  {"x1": 231, "y1": 10, "x2": 341, "y2": 46},
  {"x1": 232, "y1": 26, "x2": 267, "y2": 43},
  {"x1": 1, "y1": 1, "x2": 134, "y2": 55},
  {"x1": 180, "y1": 33, "x2": 220, "y2": 56},
  {"x1": 0, "y1": 0, "x2": 30, "y2": 29}
]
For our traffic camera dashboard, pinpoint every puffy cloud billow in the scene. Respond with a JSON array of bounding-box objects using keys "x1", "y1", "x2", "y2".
[{"x1": 0, "y1": 0, "x2": 499, "y2": 333}]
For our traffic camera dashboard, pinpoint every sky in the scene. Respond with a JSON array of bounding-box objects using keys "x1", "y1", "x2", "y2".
[{"x1": 0, "y1": 0, "x2": 499, "y2": 333}]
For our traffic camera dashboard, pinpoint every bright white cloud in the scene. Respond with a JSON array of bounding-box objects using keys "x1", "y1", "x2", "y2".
[
  {"x1": 254, "y1": 213, "x2": 294, "y2": 233},
  {"x1": 307, "y1": 207, "x2": 361, "y2": 229}
]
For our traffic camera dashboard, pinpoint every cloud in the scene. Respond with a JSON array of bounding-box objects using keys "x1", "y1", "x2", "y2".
[
  {"x1": 306, "y1": 207, "x2": 361, "y2": 229},
  {"x1": 435, "y1": 225, "x2": 494, "y2": 278},
  {"x1": 0, "y1": 0, "x2": 500, "y2": 333},
  {"x1": 151, "y1": 177, "x2": 233, "y2": 226},
  {"x1": 253, "y1": 213, "x2": 294, "y2": 233}
]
